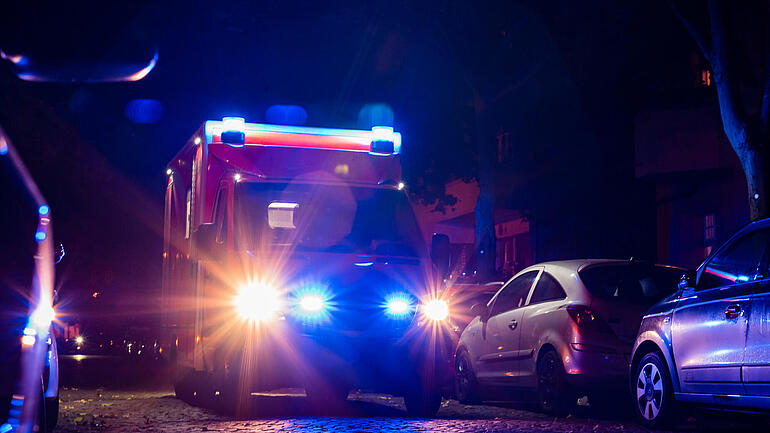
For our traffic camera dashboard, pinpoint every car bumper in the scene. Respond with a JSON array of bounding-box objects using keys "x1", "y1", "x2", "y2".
[
  {"x1": 231, "y1": 324, "x2": 455, "y2": 394},
  {"x1": 562, "y1": 344, "x2": 630, "y2": 388}
]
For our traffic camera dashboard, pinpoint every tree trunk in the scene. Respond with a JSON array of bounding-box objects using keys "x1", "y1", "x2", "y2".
[
  {"x1": 738, "y1": 145, "x2": 769, "y2": 220},
  {"x1": 711, "y1": 60, "x2": 769, "y2": 220},
  {"x1": 670, "y1": 0, "x2": 770, "y2": 220},
  {"x1": 473, "y1": 93, "x2": 496, "y2": 280}
]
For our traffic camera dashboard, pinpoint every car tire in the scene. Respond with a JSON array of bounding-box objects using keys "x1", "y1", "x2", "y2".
[
  {"x1": 633, "y1": 352, "x2": 675, "y2": 429},
  {"x1": 404, "y1": 385, "x2": 442, "y2": 418},
  {"x1": 455, "y1": 350, "x2": 481, "y2": 404},
  {"x1": 536, "y1": 349, "x2": 574, "y2": 416}
]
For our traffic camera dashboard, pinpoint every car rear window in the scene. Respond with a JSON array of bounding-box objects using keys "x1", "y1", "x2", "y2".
[{"x1": 578, "y1": 264, "x2": 682, "y2": 304}]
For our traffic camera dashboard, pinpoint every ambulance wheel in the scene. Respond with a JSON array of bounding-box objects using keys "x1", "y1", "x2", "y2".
[
  {"x1": 174, "y1": 370, "x2": 210, "y2": 406},
  {"x1": 404, "y1": 385, "x2": 442, "y2": 418}
]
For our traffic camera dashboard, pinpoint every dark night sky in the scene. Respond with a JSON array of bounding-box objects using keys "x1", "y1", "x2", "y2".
[{"x1": 0, "y1": 1, "x2": 704, "y2": 326}]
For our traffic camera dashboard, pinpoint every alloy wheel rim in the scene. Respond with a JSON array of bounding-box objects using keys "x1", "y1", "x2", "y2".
[
  {"x1": 636, "y1": 362, "x2": 664, "y2": 420},
  {"x1": 456, "y1": 358, "x2": 471, "y2": 398}
]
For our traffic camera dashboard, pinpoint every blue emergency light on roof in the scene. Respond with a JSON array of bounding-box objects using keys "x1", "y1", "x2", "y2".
[
  {"x1": 205, "y1": 118, "x2": 401, "y2": 155},
  {"x1": 221, "y1": 117, "x2": 246, "y2": 146}
]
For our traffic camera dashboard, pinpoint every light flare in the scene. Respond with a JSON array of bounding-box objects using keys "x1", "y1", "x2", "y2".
[
  {"x1": 423, "y1": 299, "x2": 450, "y2": 321},
  {"x1": 235, "y1": 283, "x2": 284, "y2": 322}
]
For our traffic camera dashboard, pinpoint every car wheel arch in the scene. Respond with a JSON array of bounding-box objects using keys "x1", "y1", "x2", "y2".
[
  {"x1": 631, "y1": 339, "x2": 680, "y2": 394},
  {"x1": 536, "y1": 343, "x2": 559, "y2": 369}
]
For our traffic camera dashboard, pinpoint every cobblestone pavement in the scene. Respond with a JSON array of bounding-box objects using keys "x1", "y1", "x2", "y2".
[{"x1": 52, "y1": 387, "x2": 770, "y2": 433}]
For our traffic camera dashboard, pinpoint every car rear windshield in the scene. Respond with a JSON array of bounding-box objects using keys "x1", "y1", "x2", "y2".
[{"x1": 578, "y1": 264, "x2": 682, "y2": 305}]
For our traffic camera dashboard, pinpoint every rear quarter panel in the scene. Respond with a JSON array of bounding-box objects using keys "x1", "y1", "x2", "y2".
[{"x1": 518, "y1": 301, "x2": 572, "y2": 388}]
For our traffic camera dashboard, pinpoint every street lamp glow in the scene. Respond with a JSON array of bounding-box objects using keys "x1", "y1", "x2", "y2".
[{"x1": 75, "y1": 336, "x2": 84, "y2": 345}]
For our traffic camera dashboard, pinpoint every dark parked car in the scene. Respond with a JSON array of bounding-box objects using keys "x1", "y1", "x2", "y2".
[{"x1": 630, "y1": 218, "x2": 770, "y2": 428}]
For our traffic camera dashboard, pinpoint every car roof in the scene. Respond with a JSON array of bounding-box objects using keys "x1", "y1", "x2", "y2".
[{"x1": 510, "y1": 259, "x2": 685, "y2": 302}]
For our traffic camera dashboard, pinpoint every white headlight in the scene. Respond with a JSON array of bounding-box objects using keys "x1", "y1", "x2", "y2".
[
  {"x1": 235, "y1": 284, "x2": 283, "y2": 322},
  {"x1": 423, "y1": 299, "x2": 449, "y2": 321}
]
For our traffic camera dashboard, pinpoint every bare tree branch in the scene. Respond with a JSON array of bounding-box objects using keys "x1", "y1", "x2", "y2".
[{"x1": 666, "y1": 0, "x2": 713, "y2": 62}]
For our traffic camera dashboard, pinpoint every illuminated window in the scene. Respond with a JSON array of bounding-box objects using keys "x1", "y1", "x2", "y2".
[{"x1": 699, "y1": 69, "x2": 712, "y2": 87}]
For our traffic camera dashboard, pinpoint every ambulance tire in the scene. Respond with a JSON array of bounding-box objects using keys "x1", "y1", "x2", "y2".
[{"x1": 174, "y1": 370, "x2": 210, "y2": 407}]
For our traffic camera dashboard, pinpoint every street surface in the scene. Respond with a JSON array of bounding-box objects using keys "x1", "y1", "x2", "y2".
[
  {"x1": 55, "y1": 355, "x2": 770, "y2": 432},
  {"x1": 55, "y1": 386, "x2": 770, "y2": 433}
]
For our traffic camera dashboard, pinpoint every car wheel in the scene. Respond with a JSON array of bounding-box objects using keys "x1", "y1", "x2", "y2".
[
  {"x1": 633, "y1": 352, "x2": 674, "y2": 428},
  {"x1": 404, "y1": 388, "x2": 441, "y2": 417},
  {"x1": 455, "y1": 350, "x2": 481, "y2": 404},
  {"x1": 536, "y1": 349, "x2": 574, "y2": 416}
]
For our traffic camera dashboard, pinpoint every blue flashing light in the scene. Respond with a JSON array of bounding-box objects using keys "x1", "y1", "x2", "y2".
[
  {"x1": 0, "y1": 145, "x2": 7, "y2": 155},
  {"x1": 223, "y1": 116, "x2": 245, "y2": 131},
  {"x1": 203, "y1": 120, "x2": 402, "y2": 154},
  {"x1": 221, "y1": 117, "x2": 246, "y2": 146},
  {"x1": 354, "y1": 261, "x2": 375, "y2": 267},
  {"x1": 384, "y1": 293, "x2": 414, "y2": 318},
  {"x1": 38, "y1": 204, "x2": 50, "y2": 215},
  {"x1": 299, "y1": 294, "x2": 325, "y2": 313},
  {"x1": 291, "y1": 286, "x2": 332, "y2": 323},
  {"x1": 35, "y1": 230, "x2": 46, "y2": 241},
  {"x1": 370, "y1": 126, "x2": 400, "y2": 155}
]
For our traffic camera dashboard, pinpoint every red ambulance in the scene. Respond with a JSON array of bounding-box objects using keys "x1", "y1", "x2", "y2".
[{"x1": 161, "y1": 117, "x2": 455, "y2": 416}]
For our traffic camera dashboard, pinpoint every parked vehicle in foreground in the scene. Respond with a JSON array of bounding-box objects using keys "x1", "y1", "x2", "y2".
[
  {"x1": 630, "y1": 218, "x2": 770, "y2": 428},
  {"x1": 0, "y1": 126, "x2": 60, "y2": 433},
  {"x1": 455, "y1": 259, "x2": 682, "y2": 414}
]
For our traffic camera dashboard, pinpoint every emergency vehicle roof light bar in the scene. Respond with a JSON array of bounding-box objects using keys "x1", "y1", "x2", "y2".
[{"x1": 206, "y1": 118, "x2": 401, "y2": 155}]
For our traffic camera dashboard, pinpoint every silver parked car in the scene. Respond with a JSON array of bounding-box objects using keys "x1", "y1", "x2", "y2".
[
  {"x1": 455, "y1": 259, "x2": 682, "y2": 414},
  {"x1": 630, "y1": 218, "x2": 770, "y2": 428}
]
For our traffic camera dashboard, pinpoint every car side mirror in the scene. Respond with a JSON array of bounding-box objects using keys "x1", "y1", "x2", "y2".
[
  {"x1": 678, "y1": 270, "x2": 696, "y2": 292},
  {"x1": 430, "y1": 233, "x2": 451, "y2": 278},
  {"x1": 470, "y1": 303, "x2": 489, "y2": 321}
]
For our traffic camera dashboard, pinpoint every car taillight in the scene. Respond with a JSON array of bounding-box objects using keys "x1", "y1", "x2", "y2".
[{"x1": 566, "y1": 305, "x2": 613, "y2": 334}]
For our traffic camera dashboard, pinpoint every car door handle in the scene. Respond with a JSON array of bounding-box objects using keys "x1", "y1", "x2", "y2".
[
  {"x1": 508, "y1": 319, "x2": 518, "y2": 330},
  {"x1": 725, "y1": 304, "x2": 742, "y2": 319}
]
